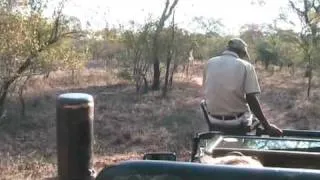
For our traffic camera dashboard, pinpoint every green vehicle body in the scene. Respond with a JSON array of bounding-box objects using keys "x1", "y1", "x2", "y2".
[{"x1": 95, "y1": 129, "x2": 320, "y2": 180}]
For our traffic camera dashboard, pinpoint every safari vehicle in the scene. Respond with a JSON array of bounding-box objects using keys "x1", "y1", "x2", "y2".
[
  {"x1": 94, "y1": 128, "x2": 320, "y2": 180},
  {"x1": 92, "y1": 100, "x2": 320, "y2": 180},
  {"x1": 55, "y1": 93, "x2": 320, "y2": 180}
]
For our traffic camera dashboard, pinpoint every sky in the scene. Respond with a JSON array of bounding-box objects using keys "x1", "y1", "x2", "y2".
[{"x1": 46, "y1": 0, "x2": 299, "y2": 35}]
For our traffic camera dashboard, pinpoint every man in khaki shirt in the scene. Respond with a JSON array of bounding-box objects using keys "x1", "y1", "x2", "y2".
[{"x1": 202, "y1": 38, "x2": 282, "y2": 136}]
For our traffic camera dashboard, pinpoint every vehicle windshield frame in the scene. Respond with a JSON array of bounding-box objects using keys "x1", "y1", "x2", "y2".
[{"x1": 200, "y1": 134, "x2": 320, "y2": 156}]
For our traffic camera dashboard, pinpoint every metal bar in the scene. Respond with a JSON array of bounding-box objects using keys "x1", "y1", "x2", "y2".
[
  {"x1": 211, "y1": 147, "x2": 320, "y2": 156},
  {"x1": 221, "y1": 134, "x2": 320, "y2": 143},
  {"x1": 56, "y1": 93, "x2": 95, "y2": 180},
  {"x1": 282, "y1": 129, "x2": 320, "y2": 138},
  {"x1": 197, "y1": 130, "x2": 320, "y2": 142},
  {"x1": 256, "y1": 128, "x2": 320, "y2": 138}
]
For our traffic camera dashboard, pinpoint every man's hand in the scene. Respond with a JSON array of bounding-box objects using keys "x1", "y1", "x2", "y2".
[
  {"x1": 246, "y1": 93, "x2": 283, "y2": 137},
  {"x1": 265, "y1": 124, "x2": 283, "y2": 137}
]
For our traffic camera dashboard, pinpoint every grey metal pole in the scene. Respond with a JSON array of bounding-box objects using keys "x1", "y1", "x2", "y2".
[{"x1": 56, "y1": 93, "x2": 95, "y2": 180}]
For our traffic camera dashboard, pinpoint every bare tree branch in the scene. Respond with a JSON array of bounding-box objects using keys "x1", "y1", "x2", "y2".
[
  {"x1": 48, "y1": 0, "x2": 67, "y2": 44},
  {"x1": 164, "y1": 0, "x2": 179, "y2": 20},
  {"x1": 289, "y1": 0, "x2": 304, "y2": 16}
]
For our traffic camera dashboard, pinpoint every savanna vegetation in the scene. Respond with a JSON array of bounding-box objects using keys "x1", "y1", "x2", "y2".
[{"x1": 1, "y1": 0, "x2": 320, "y2": 179}]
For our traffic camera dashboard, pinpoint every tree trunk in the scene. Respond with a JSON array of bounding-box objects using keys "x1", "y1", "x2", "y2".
[
  {"x1": 185, "y1": 62, "x2": 190, "y2": 78},
  {"x1": 0, "y1": 85, "x2": 10, "y2": 117},
  {"x1": 142, "y1": 74, "x2": 149, "y2": 94},
  {"x1": 305, "y1": 53, "x2": 312, "y2": 98},
  {"x1": 162, "y1": 12, "x2": 175, "y2": 97},
  {"x1": 290, "y1": 65, "x2": 295, "y2": 75},
  {"x1": 0, "y1": 57, "x2": 32, "y2": 117},
  {"x1": 169, "y1": 63, "x2": 177, "y2": 88},
  {"x1": 270, "y1": 66, "x2": 275, "y2": 76},
  {"x1": 71, "y1": 69, "x2": 76, "y2": 84},
  {"x1": 162, "y1": 54, "x2": 172, "y2": 97},
  {"x1": 19, "y1": 76, "x2": 31, "y2": 119},
  {"x1": 135, "y1": 76, "x2": 140, "y2": 93},
  {"x1": 307, "y1": 22, "x2": 318, "y2": 99},
  {"x1": 264, "y1": 61, "x2": 269, "y2": 70},
  {"x1": 307, "y1": 70, "x2": 312, "y2": 98},
  {"x1": 152, "y1": 58, "x2": 161, "y2": 90},
  {"x1": 151, "y1": 0, "x2": 179, "y2": 91},
  {"x1": 43, "y1": 71, "x2": 51, "y2": 79}
]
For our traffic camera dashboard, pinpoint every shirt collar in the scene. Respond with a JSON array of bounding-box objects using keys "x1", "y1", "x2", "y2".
[{"x1": 221, "y1": 50, "x2": 239, "y2": 58}]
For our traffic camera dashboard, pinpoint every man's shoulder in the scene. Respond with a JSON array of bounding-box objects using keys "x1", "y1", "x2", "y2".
[
  {"x1": 206, "y1": 56, "x2": 223, "y2": 65},
  {"x1": 237, "y1": 58, "x2": 254, "y2": 69},
  {"x1": 208, "y1": 56, "x2": 221, "y2": 62},
  {"x1": 206, "y1": 56, "x2": 255, "y2": 69}
]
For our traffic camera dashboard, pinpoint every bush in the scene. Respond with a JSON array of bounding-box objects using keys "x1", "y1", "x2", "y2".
[{"x1": 117, "y1": 69, "x2": 132, "y2": 81}]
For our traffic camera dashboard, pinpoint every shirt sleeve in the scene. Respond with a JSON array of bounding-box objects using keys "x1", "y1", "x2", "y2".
[{"x1": 244, "y1": 64, "x2": 261, "y2": 94}]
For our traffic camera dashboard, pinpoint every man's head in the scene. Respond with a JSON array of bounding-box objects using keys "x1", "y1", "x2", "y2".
[{"x1": 227, "y1": 38, "x2": 250, "y2": 60}]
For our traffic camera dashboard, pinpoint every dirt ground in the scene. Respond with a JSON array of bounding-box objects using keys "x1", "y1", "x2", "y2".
[{"x1": 0, "y1": 62, "x2": 319, "y2": 179}]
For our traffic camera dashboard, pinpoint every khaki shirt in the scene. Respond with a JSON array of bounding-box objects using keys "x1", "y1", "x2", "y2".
[{"x1": 203, "y1": 50, "x2": 261, "y2": 115}]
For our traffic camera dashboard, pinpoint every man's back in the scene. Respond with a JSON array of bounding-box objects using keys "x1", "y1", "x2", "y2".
[
  {"x1": 203, "y1": 50, "x2": 260, "y2": 116},
  {"x1": 201, "y1": 37, "x2": 282, "y2": 137}
]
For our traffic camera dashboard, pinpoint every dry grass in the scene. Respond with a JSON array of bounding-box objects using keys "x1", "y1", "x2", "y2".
[
  {"x1": 0, "y1": 62, "x2": 320, "y2": 179},
  {"x1": 256, "y1": 65, "x2": 320, "y2": 130}
]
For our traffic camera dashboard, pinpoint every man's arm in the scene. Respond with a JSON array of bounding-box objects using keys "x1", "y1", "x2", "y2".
[
  {"x1": 244, "y1": 64, "x2": 282, "y2": 136},
  {"x1": 246, "y1": 93, "x2": 282, "y2": 136},
  {"x1": 246, "y1": 93, "x2": 270, "y2": 129},
  {"x1": 243, "y1": 65, "x2": 266, "y2": 127}
]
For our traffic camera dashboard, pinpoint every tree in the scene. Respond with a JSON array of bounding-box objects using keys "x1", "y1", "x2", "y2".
[
  {"x1": 169, "y1": 29, "x2": 193, "y2": 87},
  {"x1": 162, "y1": 11, "x2": 175, "y2": 97},
  {"x1": 288, "y1": 0, "x2": 320, "y2": 98},
  {"x1": 151, "y1": 0, "x2": 179, "y2": 90},
  {"x1": 0, "y1": 0, "x2": 85, "y2": 116},
  {"x1": 120, "y1": 21, "x2": 154, "y2": 93},
  {"x1": 240, "y1": 24, "x2": 265, "y2": 63},
  {"x1": 87, "y1": 27, "x2": 124, "y2": 69},
  {"x1": 271, "y1": 29, "x2": 303, "y2": 72},
  {"x1": 256, "y1": 40, "x2": 279, "y2": 70}
]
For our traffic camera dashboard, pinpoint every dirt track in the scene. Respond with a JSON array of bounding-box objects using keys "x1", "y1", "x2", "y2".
[{"x1": 0, "y1": 63, "x2": 320, "y2": 179}]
